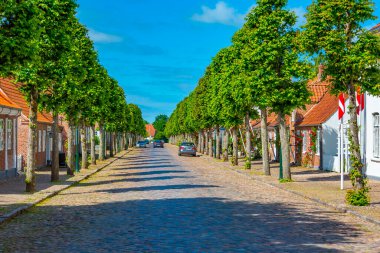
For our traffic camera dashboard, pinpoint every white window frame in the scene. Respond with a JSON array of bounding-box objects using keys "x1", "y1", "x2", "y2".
[
  {"x1": 43, "y1": 130, "x2": 46, "y2": 152},
  {"x1": 374, "y1": 113, "x2": 380, "y2": 159},
  {"x1": 58, "y1": 132, "x2": 62, "y2": 152},
  {"x1": 38, "y1": 130, "x2": 42, "y2": 152},
  {"x1": 0, "y1": 119, "x2": 3, "y2": 151},
  {"x1": 302, "y1": 130, "x2": 308, "y2": 153},
  {"x1": 316, "y1": 129, "x2": 321, "y2": 155},
  {"x1": 7, "y1": 119, "x2": 12, "y2": 150}
]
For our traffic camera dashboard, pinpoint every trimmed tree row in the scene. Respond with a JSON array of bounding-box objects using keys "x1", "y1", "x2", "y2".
[
  {"x1": 165, "y1": 0, "x2": 380, "y2": 205},
  {"x1": 0, "y1": 0, "x2": 146, "y2": 192}
]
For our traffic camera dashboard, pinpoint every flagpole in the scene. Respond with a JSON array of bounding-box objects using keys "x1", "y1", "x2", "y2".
[
  {"x1": 338, "y1": 93, "x2": 345, "y2": 190},
  {"x1": 340, "y1": 119, "x2": 344, "y2": 190}
]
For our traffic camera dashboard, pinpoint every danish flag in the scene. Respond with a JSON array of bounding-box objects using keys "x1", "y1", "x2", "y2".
[{"x1": 338, "y1": 94, "x2": 345, "y2": 120}]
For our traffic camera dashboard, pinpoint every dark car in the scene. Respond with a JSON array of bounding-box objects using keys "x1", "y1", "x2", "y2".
[
  {"x1": 136, "y1": 141, "x2": 147, "y2": 148},
  {"x1": 178, "y1": 142, "x2": 196, "y2": 156},
  {"x1": 153, "y1": 140, "x2": 164, "y2": 148}
]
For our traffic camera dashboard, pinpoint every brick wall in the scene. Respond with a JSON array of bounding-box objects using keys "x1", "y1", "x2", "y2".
[{"x1": 18, "y1": 118, "x2": 54, "y2": 169}]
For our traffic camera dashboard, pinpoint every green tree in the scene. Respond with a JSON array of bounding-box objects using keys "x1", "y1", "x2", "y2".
[
  {"x1": 302, "y1": 0, "x2": 380, "y2": 195},
  {"x1": 244, "y1": 0, "x2": 310, "y2": 179},
  {"x1": 153, "y1": 114, "x2": 168, "y2": 141}
]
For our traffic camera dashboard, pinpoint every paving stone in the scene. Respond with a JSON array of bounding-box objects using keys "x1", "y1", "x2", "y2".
[{"x1": 0, "y1": 147, "x2": 379, "y2": 252}]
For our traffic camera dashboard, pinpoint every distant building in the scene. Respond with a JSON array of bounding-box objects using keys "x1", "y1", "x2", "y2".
[{"x1": 145, "y1": 124, "x2": 156, "y2": 140}]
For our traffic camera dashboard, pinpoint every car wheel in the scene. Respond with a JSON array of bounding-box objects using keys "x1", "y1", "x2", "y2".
[{"x1": 178, "y1": 153, "x2": 181, "y2": 156}]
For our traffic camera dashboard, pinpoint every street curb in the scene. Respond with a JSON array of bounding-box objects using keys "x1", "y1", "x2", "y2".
[
  {"x1": 228, "y1": 167, "x2": 380, "y2": 227},
  {"x1": 0, "y1": 150, "x2": 131, "y2": 225}
]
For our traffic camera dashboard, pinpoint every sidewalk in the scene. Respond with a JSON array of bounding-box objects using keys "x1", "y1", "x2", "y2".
[
  {"x1": 197, "y1": 151, "x2": 380, "y2": 226},
  {"x1": 0, "y1": 150, "x2": 130, "y2": 223}
]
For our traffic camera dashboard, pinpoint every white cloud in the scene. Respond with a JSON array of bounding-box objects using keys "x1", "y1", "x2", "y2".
[
  {"x1": 88, "y1": 29, "x2": 123, "y2": 43},
  {"x1": 291, "y1": 7, "x2": 307, "y2": 27},
  {"x1": 192, "y1": 1, "x2": 245, "y2": 26}
]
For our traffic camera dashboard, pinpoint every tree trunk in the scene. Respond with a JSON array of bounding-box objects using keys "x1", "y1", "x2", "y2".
[
  {"x1": 348, "y1": 85, "x2": 364, "y2": 189},
  {"x1": 209, "y1": 129, "x2": 213, "y2": 158},
  {"x1": 261, "y1": 108, "x2": 271, "y2": 175},
  {"x1": 198, "y1": 132, "x2": 202, "y2": 153},
  {"x1": 205, "y1": 130, "x2": 209, "y2": 155},
  {"x1": 51, "y1": 112, "x2": 59, "y2": 182},
  {"x1": 216, "y1": 126, "x2": 221, "y2": 159},
  {"x1": 223, "y1": 129, "x2": 229, "y2": 161},
  {"x1": 99, "y1": 124, "x2": 105, "y2": 161},
  {"x1": 25, "y1": 87, "x2": 38, "y2": 192},
  {"x1": 232, "y1": 127, "x2": 238, "y2": 166},
  {"x1": 123, "y1": 133, "x2": 128, "y2": 150},
  {"x1": 110, "y1": 132, "x2": 114, "y2": 157},
  {"x1": 67, "y1": 122, "x2": 75, "y2": 175},
  {"x1": 245, "y1": 112, "x2": 252, "y2": 169},
  {"x1": 80, "y1": 123, "x2": 88, "y2": 170},
  {"x1": 90, "y1": 125, "x2": 96, "y2": 165},
  {"x1": 279, "y1": 111, "x2": 290, "y2": 179}
]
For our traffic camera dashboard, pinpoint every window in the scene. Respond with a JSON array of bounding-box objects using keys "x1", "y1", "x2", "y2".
[
  {"x1": 7, "y1": 119, "x2": 12, "y2": 150},
  {"x1": 316, "y1": 130, "x2": 321, "y2": 155},
  {"x1": 43, "y1": 130, "x2": 46, "y2": 152},
  {"x1": 38, "y1": 130, "x2": 42, "y2": 152},
  {"x1": 58, "y1": 133, "x2": 62, "y2": 152},
  {"x1": 0, "y1": 119, "x2": 3, "y2": 151},
  {"x1": 302, "y1": 130, "x2": 308, "y2": 153},
  {"x1": 374, "y1": 113, "x2": 380, "y2": 158}
]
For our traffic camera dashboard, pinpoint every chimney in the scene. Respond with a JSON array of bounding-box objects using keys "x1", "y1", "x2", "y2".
[{"x1": 317, "y1": 64, "x2": 324, "y2": 82}]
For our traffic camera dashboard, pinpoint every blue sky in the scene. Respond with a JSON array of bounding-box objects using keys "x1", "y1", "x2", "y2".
[{"x1": 76, "y1": 0, "x2": 380, "y2": 123}]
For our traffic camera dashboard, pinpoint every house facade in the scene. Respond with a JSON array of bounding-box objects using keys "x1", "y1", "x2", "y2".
[
  {"x1": 0, "y1": 90, "x2": 22, "y2": 179},
  {"x1": 0, "y1": 78, "x2": 65, "y2": 169}
]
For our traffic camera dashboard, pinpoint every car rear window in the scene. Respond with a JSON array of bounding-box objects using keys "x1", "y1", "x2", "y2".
[{"x1": 181, "y1": 143, "x2": 194, "y2": 146}]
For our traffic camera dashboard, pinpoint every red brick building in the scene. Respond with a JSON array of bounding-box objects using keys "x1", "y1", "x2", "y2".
[
  {"x1": 0, "y1": 89, "x2": 22, "y2": 179},
  {"x1": 0, "y1": 78, "x2": 65, "y2": 169}
]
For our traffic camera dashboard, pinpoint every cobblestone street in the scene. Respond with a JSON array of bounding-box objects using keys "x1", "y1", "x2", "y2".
[{"x1": 1, "y1": 146, "x2": 380, "y2": 252}]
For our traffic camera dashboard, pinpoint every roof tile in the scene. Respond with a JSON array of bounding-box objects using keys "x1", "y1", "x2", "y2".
[{"x1": 0, "y1": 78, "x2": 53, "y2": 124}]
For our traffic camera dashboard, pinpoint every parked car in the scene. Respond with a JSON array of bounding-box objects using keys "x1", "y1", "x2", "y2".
[
  {"x1": 178, "y1": 142, "x2": 197, "y2": 156},
  {"x1": 136, "y1": 141, "x2": 147, "y2": 148},
  {"x1": 153, "y1": 140, "x2": 164, "y2": 148}
]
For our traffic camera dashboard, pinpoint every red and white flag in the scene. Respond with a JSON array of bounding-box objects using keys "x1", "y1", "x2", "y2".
[
  {"x1": 356, "y1": 92, "x2": 365, "y2": 115},
  {"x1": 338, "y1": 93, "x2": 345, "y2": 120}
]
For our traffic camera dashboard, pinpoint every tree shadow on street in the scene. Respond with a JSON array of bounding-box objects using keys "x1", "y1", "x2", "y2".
[
  {"x1": 0, "y1": 197, "x2": 370, "y2": 252},
  {"x1": 116, "y1": 170, "x2": 189, "y2": 177}
]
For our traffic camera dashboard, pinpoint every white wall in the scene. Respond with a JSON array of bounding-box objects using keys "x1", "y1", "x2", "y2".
[
  {"x1": 364, "y1": 94, "x2": 380, "y2": 179},
  {"x1": 322, "y1": 99, "x2": 352, "y2": 172}
]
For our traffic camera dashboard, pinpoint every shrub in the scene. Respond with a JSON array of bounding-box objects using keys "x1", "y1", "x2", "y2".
[
  {"x1": 279, "y1": 178, "x2": 293, "y2": 183},
  {"x1": 346, "y1": 188, "x2": 370, "y2": 206},
  {"x1": 245, "y1": 161, "x2": 251, "y2": 170}
]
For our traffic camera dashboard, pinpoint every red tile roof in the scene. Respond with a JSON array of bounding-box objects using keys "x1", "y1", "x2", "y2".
[
  {"x1": 0, "y1": 78, "x2": 53, "y2": 124},
  {"x1": 370, "y1": 23, "x2": 380, "y2": 33},
  {"x1": 145, "y1": 124, "x2": 156, "y2": 137},
  {"x1": 307, "y1": 78, "x2": 329, "y2": 104},
  {"x1": 298, "y1": 92, "x2": 339, "y2": 126},
  {"x1": 0, "y1": 89, "x2": 21, "y2": 110},
  {"x1": 251, "y1": 76, "x2": 337, "y2": 128}
]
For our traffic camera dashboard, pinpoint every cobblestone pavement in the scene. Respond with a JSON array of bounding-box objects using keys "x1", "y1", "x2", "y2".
[{"x1": 0, "y1": 146, "x2": 380, "y2": 252}]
